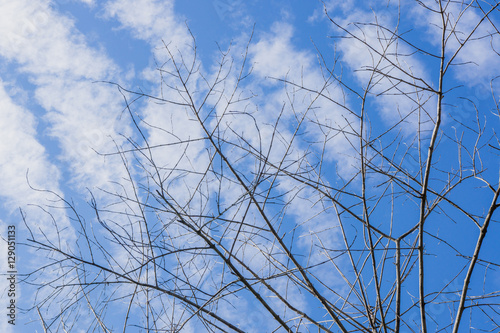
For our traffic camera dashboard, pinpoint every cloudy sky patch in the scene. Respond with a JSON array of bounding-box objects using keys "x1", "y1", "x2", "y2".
[{"x1": 1, "y1": 1, "x2": 499, "y2": 332}]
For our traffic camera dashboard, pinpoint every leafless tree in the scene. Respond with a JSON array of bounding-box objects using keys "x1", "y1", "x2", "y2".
[{"x1": 24, "y1": 1, "x2": 500, "y2": 332}]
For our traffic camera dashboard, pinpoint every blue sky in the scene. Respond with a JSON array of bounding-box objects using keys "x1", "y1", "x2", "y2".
[{"x1": 0, "y1": 0, "x2": 500, "y2": 332}]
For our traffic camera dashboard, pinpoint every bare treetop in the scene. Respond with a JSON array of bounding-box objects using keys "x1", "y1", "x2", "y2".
[{"x1": 22, "y1": 1, "x2": 500, "y2": 332}]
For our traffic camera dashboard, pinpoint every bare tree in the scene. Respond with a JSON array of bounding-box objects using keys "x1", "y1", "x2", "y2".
[{"x1": 24, "y1": 1, "x2": 500, "y2": 332}]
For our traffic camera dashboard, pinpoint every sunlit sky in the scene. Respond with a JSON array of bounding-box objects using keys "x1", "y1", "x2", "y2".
[{"x1": 1, "y1": 0, "x2": 499, "y2": 332}]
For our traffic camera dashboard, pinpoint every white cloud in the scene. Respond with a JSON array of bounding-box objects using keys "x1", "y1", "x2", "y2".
[
  {"x1": 0, "y1": 1, "x2": 139, "y2": 327},
  {"x1": 322, "y1": 3, "x2": 436, "y2": 135},
  {"x1": 250, "y1": 23, "x2": 311, "y2": 81},
  {"x1": 0, "y1": 80, "x2": 75, "y2": 332},
  {"x1": 36, "y1": 80, "x2": 131, "y2": 190},
  {"x1": 102, "y1": 0, "x2": 216, "y2": 208},
  {"x1": 104, "y1": 0, "x2": 190, "y2": 45},
  {"x1": 0, "y1": 1, "x2": 115, "y2": 79},
  {"x1": 189, "y1": 23, "x2": 357, "y2": 319},
  {"x1": 0, "y1": 0, "x2": 134, "y2": 197},
  {"x1": 247, "y1": 22, "x2": 360, "y2": 174},
  {"x1": 413, "y1": 0, "x2": 500, "y2": 84},
  {"x1": 0, "y1": 80, "x2": 67, "y2": 222}
]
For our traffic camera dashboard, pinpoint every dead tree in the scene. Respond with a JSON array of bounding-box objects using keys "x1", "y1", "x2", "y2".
[{"x1": 25, "y1": 1, "x2": 500, "y2": 332}]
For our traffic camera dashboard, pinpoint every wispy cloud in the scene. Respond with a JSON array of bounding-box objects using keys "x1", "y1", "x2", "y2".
[
  {"x1": 248, "y1": 22, "x2": 359, "y2": 173},
  {"x1": 104, "y1": 0, "x2": 189, "y2": 44},
  {"x1": 0, "y1": 79, "x2": 75, "y2": 332},
  {"x1": 323, "y1": 3, "x2": 437, "y2": 135},
  {"x1": 413, "y1": 0, "x2": 500, "y2": 84},
  {"x1": 0, "y1": 1, "x2": 115, "y2": 79},
  {"x1": 6, "y1": 1, "x2": 494, "y2": 331},
  {"x1": 0, "y1": 0, "x2": 133, "y2": 196},
  {"x1": 0, "y1": 81, "x2": 61, "y2": 211},
  {"x1": 0, "y1": 2, "x2": 136, "y2": 328}
]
